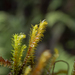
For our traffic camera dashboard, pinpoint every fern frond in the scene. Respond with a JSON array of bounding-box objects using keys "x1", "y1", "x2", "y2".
[
  {"x1": 44, "y1": 48, "x2": 59, "y2": 75},
  {"x1": 18, "y1": 20, "x2": 48, "y2": 75},
  {"x1": 11, "y1": 33, "x2": 26, "y2": 75},
  {"x1": 31, "y1": 50, "x2": 51, "y2": 75},
  {"x1": 0, "y1": 57, "x2": 11, "y2": 68},
  {"x1": 24, "y1": 20, "x2": 48, "y2": 66}
]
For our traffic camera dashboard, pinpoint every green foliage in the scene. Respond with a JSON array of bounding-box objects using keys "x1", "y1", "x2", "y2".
[
  {"x1": 0, "y1": 0, "x2": 75, "y2": 75},
  {"x1": 11, "y1": 33, "x2": 26, "y2": 75},
  {"x1": 0, "y1": 20, "x2": 50, "y2": 75},
  {"x1": 46, "y1": 11, "x2": 75, "y2": 31},
  {"x1": 0, "y1": 20, "x2": 75, "y2": 75}
]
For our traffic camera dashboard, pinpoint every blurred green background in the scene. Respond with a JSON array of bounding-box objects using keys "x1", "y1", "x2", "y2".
[{"x1": 0, "y1": 0, "x2": 75, "y2": 75}]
